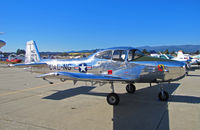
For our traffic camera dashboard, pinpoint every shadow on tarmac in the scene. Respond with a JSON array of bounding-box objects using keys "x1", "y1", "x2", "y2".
[
  {"x1": 43, "y1": 83, "x2": 200, "y2": 130},
  {"x1": 189, "y1": 66, "x2": 200, "y2": 71},
  {"x1": 187, "y1": 74, "x2": 200, "y2": 77},
  {"x1": 43, "y1": 86, "x2": 107, "y2": 100}
]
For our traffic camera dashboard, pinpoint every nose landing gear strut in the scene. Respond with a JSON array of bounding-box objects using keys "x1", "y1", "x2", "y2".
[{"x1": 106, "y1": 82, "x2": 120, "y2": 105}]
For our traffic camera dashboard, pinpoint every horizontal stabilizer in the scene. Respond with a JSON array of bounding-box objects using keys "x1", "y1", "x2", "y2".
[{"x1": 9, "y1": 63, "x2": 47, "y2": 68}]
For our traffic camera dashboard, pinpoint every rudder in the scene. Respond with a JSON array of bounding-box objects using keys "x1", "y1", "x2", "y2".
[{"x1": 25, "y1": 40, "x2": 41, "y2": 63}]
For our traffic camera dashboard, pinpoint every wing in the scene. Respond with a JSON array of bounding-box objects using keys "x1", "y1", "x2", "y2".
[
  {"x1": 36, "y1": 71, "x2": 132, "y2": 82},
  {"x1": 9, "y1": 63, "x2": 47, "y2": 68}
]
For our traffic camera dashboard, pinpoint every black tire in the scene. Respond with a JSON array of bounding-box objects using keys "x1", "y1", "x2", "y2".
[
  {"x1": 107, "y1": 93, "x2": 120, "y2": 105},
  {"x1": 185, "y1": 71, "x2": 189, "y2": 76},
  {"x1": 158, "y1": 91, "x2": 169, "y2": 101},
  {"x1": 126, "y1": 84, "x2": 136, "y2": 93}
]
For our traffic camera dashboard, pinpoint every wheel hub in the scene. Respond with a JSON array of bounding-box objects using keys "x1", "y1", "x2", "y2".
[{"x1": 109, "y1": 96, "x2": 116, "y2": 103}]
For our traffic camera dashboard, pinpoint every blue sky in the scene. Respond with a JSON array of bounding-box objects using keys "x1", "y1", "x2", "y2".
[{"x1": 1, "y1": 0, "x2": 200, "y2": 52}]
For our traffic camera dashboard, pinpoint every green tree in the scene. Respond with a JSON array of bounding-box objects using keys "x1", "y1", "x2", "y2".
[
  {"x1": 170, "y1": 50, "x2": 175, "y2": 54},
  {"x1": 194, "y1": 50, "x2": 200, "y2": 54},
  {"x1": 163, "y1": 49, "x2": 169, "y2": 54},
  {"x1": 142, "y1": 49, "x2": 149, "y2": 55},
  {"x1": 16, "y1": 49, "x2": 25, "y2": 55},
  {"x1": 93, "y1": 49, "x2": 99, "y2": 53},
  {"x1": 61, "y1": 52, "x2": 69, "y2": 56}
]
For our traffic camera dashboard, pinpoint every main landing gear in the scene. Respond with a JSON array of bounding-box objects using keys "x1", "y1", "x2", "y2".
[
  {"x1": 106, "y1": 82, "x2": 169, "y2": 105},
  {"x1": 126, "y1": 83, "x2": 136, "y2": 93},
  {"x1": 106, "y1": 83, "x2": 136, "y2": 105}
]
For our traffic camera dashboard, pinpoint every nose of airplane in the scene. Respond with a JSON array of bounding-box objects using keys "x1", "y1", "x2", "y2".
[
  {"x1": 171, "y1": 60, "x2": 186, "y2": 80},
  {"x1": 157, "y1": 60, "x2": 186, "y2": 82}
]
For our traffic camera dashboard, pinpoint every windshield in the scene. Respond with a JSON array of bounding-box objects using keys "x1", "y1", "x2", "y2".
[{"x1": 128, "y1": 49, "x2": 144, "y2": 61}]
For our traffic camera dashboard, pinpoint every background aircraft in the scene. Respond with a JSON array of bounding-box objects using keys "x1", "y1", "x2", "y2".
[
  {"x1": 0, "y1": 40, "x2": 6, "y2": 49},
  {"x1": 192, "y1": 55, "x2": 200, "y2": 64},
  {"x1": 172, "y1": 50, "x2": 199, "y2": 67},
  {"x1": 0, "y1": 32, "x2": 6, "y2": 49},
  {"x1": 150, "y1": 50, "x2": 198, "y2": 71},
  {"x1": 10, "y1": 40, "x2": 186, "y2": 105}
]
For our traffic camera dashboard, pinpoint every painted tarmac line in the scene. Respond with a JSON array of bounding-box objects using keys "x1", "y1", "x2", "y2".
[{"x1": 0, "y1": 82, "x2": 64, "y2": 97}]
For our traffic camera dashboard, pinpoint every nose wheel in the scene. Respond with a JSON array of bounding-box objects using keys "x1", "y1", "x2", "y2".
[
  {"x1": 126, "y1": 83, "x2": 136, "y2": 93},
  {"x1": 158, "y1": 91, "x2": 169, "y2": 101},
  {"x1": 106, "y1": 82, "x2": 120, "y2": 105},
  {"x1": 158, "y1": 84, "x2": 169, "y2": 101}
]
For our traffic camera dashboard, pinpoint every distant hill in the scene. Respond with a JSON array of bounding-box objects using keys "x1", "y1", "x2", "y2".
[
  {"x1": 40, "y1": 52, "x2": 63, "y2": 55},
  {"x1": 137, "y1": 45, "x2": 200, "y2": 53},
  {"x1": 67, "y1": 49, "x2": 98, "y2": 53},
  {"x1": 38, "y1": 45, "x2": 200, "y2": 55}
]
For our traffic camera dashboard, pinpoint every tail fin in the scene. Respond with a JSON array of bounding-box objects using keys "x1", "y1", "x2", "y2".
[
  {"x1": 177, "y1": 50, "x2": 184, "y2": 58},
  {"x1": 25, "y1": 40, "x2": 41, "y2": 63}
]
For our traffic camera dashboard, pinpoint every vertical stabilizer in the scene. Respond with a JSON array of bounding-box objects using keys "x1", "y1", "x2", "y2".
[
  {"x1": 25, "y1": 40, "x2": 41, "y2": 63},
  {"x1": 177, "y1": 50, "x2": 184, "y2": 59}
]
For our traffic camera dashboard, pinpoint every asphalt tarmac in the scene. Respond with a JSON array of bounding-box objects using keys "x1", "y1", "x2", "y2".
[{"x1": 0, "y1": 65, "x2": 200, "y2": 130}]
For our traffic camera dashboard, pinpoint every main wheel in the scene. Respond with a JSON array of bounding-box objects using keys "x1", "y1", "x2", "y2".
[
  {"x1": 158, "y1": 91, "x2": 169, "y2": 101},
  {"x1": 126, "y1": 84, "x2": 136, "y2": 93},
  {"x1": 107, "y1": 93, "x2": 120, "y2": 105}
]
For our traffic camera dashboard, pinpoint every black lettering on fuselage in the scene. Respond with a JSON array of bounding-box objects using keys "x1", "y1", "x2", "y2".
[{"x1": 48, "y1": 64, "x2": 73, "y2": 70}]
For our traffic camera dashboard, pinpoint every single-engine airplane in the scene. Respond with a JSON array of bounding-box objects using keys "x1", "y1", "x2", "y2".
[{"x1": 10, "y1": 40, "x2": 186, "y2": 105}]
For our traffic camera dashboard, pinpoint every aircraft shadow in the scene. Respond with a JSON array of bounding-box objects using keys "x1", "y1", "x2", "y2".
[
  {"x1": 43, "y1": 83, "x2": 200, "y2": 130},
  {"x1": 171, "y1": 95, "x2": 200, "y2": 104},
  {"x1": 43, "y1": 86, "x2": 107, "y2": 100},
  {"x1": 189, "y1": 66, "x2": 200, "y2": 71},
  {"x1": 187, "y1": 74, "x2": 200, "y2": 77},
  {"x1": 43, "y1": 83, "x2": 200, "y2": 103}
]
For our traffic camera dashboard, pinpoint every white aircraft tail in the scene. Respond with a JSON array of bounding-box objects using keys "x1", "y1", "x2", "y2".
[
  {"x1": 177, "y1": 50, "x2": 184, "y2": 59},
  {"x1": 25, "y1": 40, "x2": 41, "y2": 63}
]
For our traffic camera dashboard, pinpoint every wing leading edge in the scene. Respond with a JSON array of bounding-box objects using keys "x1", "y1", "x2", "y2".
[{"x1": 36, "y1": 71, "x2": 132, "y2": 82}]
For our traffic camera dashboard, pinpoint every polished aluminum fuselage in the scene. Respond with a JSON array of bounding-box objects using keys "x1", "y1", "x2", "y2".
[{"x1": 27, "y1": 48, "x2": 186, "y2": 83}]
